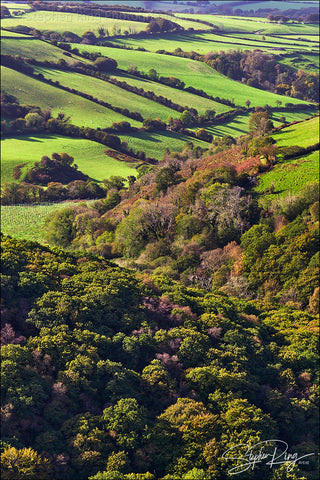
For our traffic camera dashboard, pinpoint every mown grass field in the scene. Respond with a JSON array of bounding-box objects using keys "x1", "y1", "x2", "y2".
[
  {"x1": 1, "y1": 10, "x2": 150, "y2": 36},
  {"x1": 0, "y1": 30, "x2": 30, "y2": 37},
  {"x1": 181, "y1": 14, "x2": 320, "y2": 35},
  {"x1": 78, "y1": 45, "x2": 308, "y2": 107},
  {"x1": 243, "y1": 1, "x2": 318, "y2": 11},
  {"x1": 3, "y1": 2, "x2": 31, "y2": 9},
  {"x1": 118, "y1": 130, "x2": 209, "y2": 159},
  {"x1": 110, "y1": 71, "x2": 230, "y2": 114},
  {"x1": 34, "y1": 67, "x2": 179, "y2": 122},
  {"x1": 111, "y1": 31, "x2": 313, "y2": 54},
  {"x1": 1, "y1": 134, "x2": 138, "y2": 183},
  {"x1": 1, "y1": 37, "x2": 88, "y2": 65},
  {"x1": 1, "y1": 66, "x2": 142, "y2": 128},
  {"x1": 279, "y1": 53, "x2": 319, "y2": 73},
  {"x1": 272, "y1": 116, "x2": 319, "y2": 148},
  {"x1": 191, "y1": 110, "x2": 315, "y2": 140},
  {"x1": 255, "y1": 150, "x2": 319, "y2": 201},
  {"x1": 1, "y1": 201, "x2": 92, "y2": 242}
]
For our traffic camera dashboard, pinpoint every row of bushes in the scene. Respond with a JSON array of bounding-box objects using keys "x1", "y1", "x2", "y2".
[
  {"x1": 32, "y1": 71, "x2": 144, "y2": 122},
  {"x1": 129, "y1": 66, "x2": 236, "y2": 108},
  {"x1": 279, "y1": 142, "x2": 320, "y2": 160},
  {"x1": 1, "y1": 179, "x2": 107, "y2": 205}
]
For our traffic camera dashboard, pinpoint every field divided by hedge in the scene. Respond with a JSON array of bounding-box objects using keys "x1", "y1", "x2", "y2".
[
  {"x1": 1, "y1": 37, "x2": 89, "y2": 65},
  {"x1": 1, "y1": 134, "x2": 138, "y2": 183},
  {"x1": 33, "y1": 67, "x2": 180, "y2": 122},
  {"x1": 1, "y1": 66, "x2": 142, "y2": 128},
  {"x1": 78, "y1": 45, "x2": 309, "y2": 107}
]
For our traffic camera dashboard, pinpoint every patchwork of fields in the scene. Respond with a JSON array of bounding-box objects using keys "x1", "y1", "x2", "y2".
[
  {"x1": 1, "y1": 135, "x2": 138, "y2": 183},
  {"x1": 1, "y1": 1, "x2": 318, "y2": 242}
]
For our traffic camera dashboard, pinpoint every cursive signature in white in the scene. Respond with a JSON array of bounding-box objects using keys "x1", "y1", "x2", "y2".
[{"x1": 222, "y1": 439, "x2": 314, "y2": 475}]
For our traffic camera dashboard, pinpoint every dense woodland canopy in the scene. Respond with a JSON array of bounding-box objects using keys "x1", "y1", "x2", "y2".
[{"x1": 0, "y1": 1, "x2": 319, "y2": 479}]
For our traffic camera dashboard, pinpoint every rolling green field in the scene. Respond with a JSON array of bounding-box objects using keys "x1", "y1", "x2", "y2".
[
  {"x1": 110, "y1": 31, "x2": 313, "y2": 54},
  {"x1": 1, "y1": 134, "x2": 138, "y2": 183},
  {"x1": 1, "y1": 37, "x2": 88, "y2": 65},
  {"x1": 3, "y1": 2, "x2": 31, "y2": 9},
  {"x1": 279, "y1": 53, "x2": 319, "y2": 73},
  {"x1": 118, "y1": 130, "x2": 209, "y2": 159},
  {"x1": 33, "y1": 67, "x2": 179, "y2": 122},
  {"x1": 272, "y1": 116, "x2": 319, "y2": 148},
  {"x1": 241, "y1": 1, "x2": 318, "y2": 11},
  {"x1": 1, "y1": 11, "x2": 150, "y2": 36},
  {"x1": 181, "y1": 14, "x2": 320, "y2": 35},
  {"x1": 195, "y1": 110, "x2": 315, "y2": 140},
  {"x1": 1, "y1": 66, "x2": 142, "y2": 128},
  {"x1": 109, "y1": 71, "x2": 230, "y2": 114},
  {"x1": 0, "y1": 29, "x2": 30, "y2": 37},
  {"x1": 78, "y1": 45, "x2": 308, "y2": 107},
  {"x1": 255, "y1": 150, "x2": 319, "y2": 201},
  {"x1": 1, "y1": 201, "x2": 93, "y2": 242}
]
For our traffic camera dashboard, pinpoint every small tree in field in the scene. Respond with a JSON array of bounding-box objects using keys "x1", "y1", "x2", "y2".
[{"x1": 249, "y1": 111, "x2": 274, "y2": 136}]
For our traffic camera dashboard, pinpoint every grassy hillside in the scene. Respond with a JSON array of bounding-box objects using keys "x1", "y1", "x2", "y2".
[
  {"x1": 110, "y1": 31, "x2": 313, "y2": 54},
  {"x1": 255, "y1": 150, "x2": 319, "y2": 200},
  {"x1": 1, "y1": 201, "x2": 92, "y2": 242},
  {"x1": 272, "y1": 116, "x2": 319, "y2": 147},
  {"x1": 1, "y1": 11, "x2": 149, "y2": 36},
  {"x1": 109, "y1": 71, "x2": 231, "y2": 114},
  {"x1": 118, "y1": 130, "x2": 209, "y2": 159},
  {"x1": 1, "y1": 37, "x2": 89, "y2": 65},
  {"x1": 0, "y1": 29, "x2": 30, "y2": 37},
  {"x1": 33, "y1": 67, "x2": 179, "y2": 122},
  {"x1": 1, "y1": 134, "x2": 138, "y2": 183},
  {"x1": 1, "y1": 66, "x2": 142, "y2": 128},
  {"x1": 79, "y1": 45, "x2": 309, "y2": 107},
  {"x1": 181, "y1": 14, "x2": 320, "y2": 35}
]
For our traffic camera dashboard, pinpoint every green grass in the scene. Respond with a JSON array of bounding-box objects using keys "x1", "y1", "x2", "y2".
[
  {"x1": 1, "y1": 134, "x2": 138, "y2": 183},
  {"x1": 110, "y1": 31, "x2": 313, "y2": 54},
  {"x1": 272, "y1": 117, "x2": 319, "y2": 148},
  {"x1": 1, "y1": 201, "x2": 93, "y2": 242},
  {"x1": 0, "y1": 29, "x2": 30, "y2": 37},
  {"x1": 78, "y1": 45, "x2": 308, "y2": 108},
  {"x1": 1, "y1": 66, "x2": 142, "y2": 128},
  {"x1": 241, "y1": 1, "x2": 319, "y2": 11},
  {"x1": 181, "y1": 14, "x2": 319, "y2": 35},
  {"x1": 118, "y1": 130, "x2": 209, "y2": 160},
  {"x1": 279, "y1": 53, "x2": 319, "y2": 73},
  {"x1": 193, "y1": 110, "x2": 316, "y2": 140},
  {"x1": 3, "y1": 2, "x2": 31, "y2": 9},
  {"x1": 1, "y1": 37, "x2": 88, "y2": 65},
  {"x1": 34, "y1": 67, "x2": 179, "y2": 122},
  {"x1": 255, "y1": 150, "x2": 319, "y2": 201},
  {"x1": 1, "y1": 10, "x2": 150, "y2": 36},
  {"x1": 109, "y1": 71, "x2": 230, "y2": 114}
]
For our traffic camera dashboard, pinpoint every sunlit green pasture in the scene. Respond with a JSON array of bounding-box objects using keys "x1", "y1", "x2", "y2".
[
  {"x1": 181, "y1": 14, "x2": 319, "y2": 35},
  {"x1": 199, "y1": 110, "x2": 315, "y2": 139},
  {"x1": 3, "y1": 2, "x2": 30, "y2": 9},
  {"x1": 33, "y1": 67, "x2": 179, "y2": 122},
  {"x1": 272, "y1": 116, "x2": 319, "y2": 148},
  {"x1": 239, "y1": 1, "x2": 319, "y2": 11},
  {"x1": 0, "y1": 29, "x2": 30, "y2": 37},
  {"x1": 1, "y1": 66, "x2": 142, "y2": 128},
  {"x1": 1, "y1": 201, "x2": 92, "y2": 242},
  {"x1": 110, "y1": 31, "x2": 314, "y2": 54},
  {"x1": 1, "y1": 37, "x2": 87, "y2": 65},
  {"x1": 118, "y1": 130, "x2": 209, "y2": 160},
  {"x1": 1, "y1": 10, "x2": 150, "y2": 36},
  {"x1": 78, "y1": 46, "x2": 308, "y2": 107},
  {"x1": 109, "y1": 71, "x2": 230, "y2": 114},
  {"x1": 255, "y1": 150, "x2": 319, "y2": 201},
  {"x1": 1, "y1": 134, "x2": 138, "y2": 183}
]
